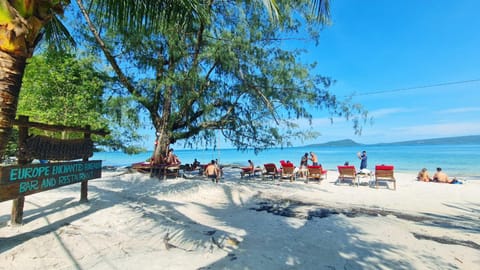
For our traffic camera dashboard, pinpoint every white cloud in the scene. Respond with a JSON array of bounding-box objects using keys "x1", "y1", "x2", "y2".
[
  {"x1": 438, "y1": 107, "x2": 480, "y2": 114},
  {"x1": 390, "y1": 121, "x2": 480, "y2": 138},
  {"x1": 368, "y1": 107, "x2": 417, "y2": 118}
]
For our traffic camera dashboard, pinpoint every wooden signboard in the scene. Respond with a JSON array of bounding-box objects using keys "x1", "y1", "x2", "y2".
[{"x1": 0, "y1": 160, "x2": 102, "y2": 202}]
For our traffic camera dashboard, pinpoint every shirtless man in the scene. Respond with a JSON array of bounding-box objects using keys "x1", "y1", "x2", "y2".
[
  {"x1": 240, "y1": 160, "x2": 255, "y2": 178},
  {"x1": 309, "y1": 152, "x2": 319, "y2": 166},
  {"x1": 433, "y1": 167, "x2": 451, "y2": 183},
  {"x1": 204, "y1": 160, "x2": 220, "y2": 183},
  {"x1": 165, "y1": 149, "x2": 180, "y2": 165}
]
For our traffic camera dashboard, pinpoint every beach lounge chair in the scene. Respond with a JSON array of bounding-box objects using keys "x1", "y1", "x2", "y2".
[
  {"x1": 375, "y1": 165, "x2": 396, "y2": 190},
  {"x1": 132, "y1": 161, "x2": 181, "y2": 179},
  {"x1": 306, "y1": 165, "x2": 327, "y2": 183},
  {"x1": 280, "y1": 162, "x2": 296, "y2": 182},
  {"x1": 132, "y1": 161, "x2": 153, "y2": 174},
  {"x1": 262, "y1": 163, "x2": 279, "y2": 180},
  {"x1": 336, "y1": 165, "x2": 358, "y2": 186},
  {"x1": 240, "y1": 167, "x2": 253, "y2": 178},
  {"x1": 240, "y1": 167, "x2": 262, "y2": 178}
]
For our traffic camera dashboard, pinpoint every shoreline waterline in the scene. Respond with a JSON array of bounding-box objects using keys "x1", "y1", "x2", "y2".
[{"x1": 93, "y1": 144, "x2": 480, "y2": 180}]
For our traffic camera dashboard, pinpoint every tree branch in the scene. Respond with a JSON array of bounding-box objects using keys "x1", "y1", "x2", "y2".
[{"x1": 76, "y1": 0, "x2": 140, "y2": 99}]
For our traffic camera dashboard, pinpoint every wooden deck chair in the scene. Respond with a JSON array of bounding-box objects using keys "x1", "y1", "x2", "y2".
[
  {"x1": 280, "y1": 162, "x2": 296, "y2": 182},
  {"x1": 132, "y1": 162, "x2": 153, "y2": 174},
  {"x1": 375, "y1": 165, "x2": 396, "y2": 190},
  {"x1": 306, "y1": 165, "x2": 327, "y2": 183},
  {"x1": 336, "y1": 165, "x2": 357, "y2": 186},
  {"x1": 164, "y1": 164, "x2": 181, "y2": 179},
  {"x1": 262, "y1": 163, "x2": 279, "y2": 180}
]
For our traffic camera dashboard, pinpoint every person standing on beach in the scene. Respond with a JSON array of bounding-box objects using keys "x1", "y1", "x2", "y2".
[
  {"x1": 205, "y1": 160, "x2": 220, "y2": 183},
  {"x1": 215, "y1": 159, "x2": 223, "y2": 179},
  {"x1": 358, "y1": 151, "x2": 367, "y2": 170},
  {"x1": 299, "y1": 153, "x2": 309, "y2": 177},
  {"x1": 309, "y1": 152, "x2": 319, "y2": 166}
]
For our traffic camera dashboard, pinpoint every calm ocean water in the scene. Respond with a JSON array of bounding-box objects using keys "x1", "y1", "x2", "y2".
[{"x1": 92, "y1": 144, "x2": 480, "y2": 180}]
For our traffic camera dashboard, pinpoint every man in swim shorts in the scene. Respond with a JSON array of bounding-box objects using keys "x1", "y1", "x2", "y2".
[{"x1": 204, "y1": 160, "x2": 220, "y2": 183}]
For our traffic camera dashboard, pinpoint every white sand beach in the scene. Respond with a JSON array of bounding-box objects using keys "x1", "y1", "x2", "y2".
[{"x1": 1, "y1": 167, "x2": 479, "y2": 270}]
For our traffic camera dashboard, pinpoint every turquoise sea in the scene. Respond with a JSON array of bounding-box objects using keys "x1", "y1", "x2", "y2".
[{"x1": 93, "y1": 144, "x2": 480, "y2": 180}]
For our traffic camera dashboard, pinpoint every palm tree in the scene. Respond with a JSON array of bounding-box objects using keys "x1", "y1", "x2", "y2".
[{"x1": 0, "y1": 0, "x2": 329, "y2": 161}]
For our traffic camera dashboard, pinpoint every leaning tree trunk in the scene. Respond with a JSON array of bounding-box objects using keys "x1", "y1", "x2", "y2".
[
  {"x1": 153, "y1": 130, "x2": 170, "y2": 164},
  {"x1": 0, "y1": 51, "x2": 27, "y2": 162},
  {"x1": 152, "y1": 117, "x2": 173, "y2": 164},
  {"x1": 151, "y1": 83, "x2": 174, "y2": 164}
]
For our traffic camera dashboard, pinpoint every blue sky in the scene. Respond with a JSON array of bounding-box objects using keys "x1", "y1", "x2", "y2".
[
  {"x1": 164, "y1": 1, "x2": 480, "y2": 150},
  {"x1": 292, "y1": 0, "x2": 480, "y2": 145}
]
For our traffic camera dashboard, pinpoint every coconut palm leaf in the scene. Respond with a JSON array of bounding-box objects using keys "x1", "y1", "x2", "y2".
[
  {"x1": 92, "y1": 0, "x2": 206, "y2": 33},
  {"x1": 312, "y1": 0, "x2": 330, "y2": 23},
  {"x1": 43, "y1": 15, "x2": 77, "y2": 51}
]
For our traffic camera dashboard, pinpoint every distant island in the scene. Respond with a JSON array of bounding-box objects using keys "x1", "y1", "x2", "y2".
[{"x1": 307, "y1": 135, "x2": 480, "y2": 147}]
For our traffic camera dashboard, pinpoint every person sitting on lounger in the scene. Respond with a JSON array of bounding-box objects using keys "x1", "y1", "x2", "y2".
[
  {"x1": 205, "y1": 160, "x2": 220, "y2": 183},
  {"x1": 246, "y1": 160, "x2": 254, "y2": 171},
  {"x1": 240, "y1": 160, "x2": 255, "y2": 177},
  {"x1": 417, "y1": 168, "x2": 432, "y2": 182},
  {"x1": 192, "y1": 158, "x2": 200, "y2": 170},
  {"x1": 165, "y1": 149, "x2": 181, "y2": 165}
]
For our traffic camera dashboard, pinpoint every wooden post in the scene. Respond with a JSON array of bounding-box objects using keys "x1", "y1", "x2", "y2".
[
  {"x1": 11, "y1": 116, "x2": 29, "y2": 225},
  {"x1": 80, "y1": 125, "x2": 91, "y2": 203}
]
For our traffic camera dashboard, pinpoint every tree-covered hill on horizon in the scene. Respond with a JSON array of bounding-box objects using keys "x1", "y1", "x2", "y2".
[{"x1": 307, "y1": 135, "x2": 480, "y2": 147}]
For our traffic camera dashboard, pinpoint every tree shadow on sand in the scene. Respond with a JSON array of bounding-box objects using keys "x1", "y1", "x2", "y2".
[
  {"x1": 195, "y1": 179, "x2": 476, "y2": 269},
  {"x1": 82, "y1": 176, "x2": 423, "y2": 269},
  {"x1": 0, "y1": 171, "x2": 476, "y2": 269},
  {"x1": 0, "y1": 196, "x2": 98, "y2": 270}
]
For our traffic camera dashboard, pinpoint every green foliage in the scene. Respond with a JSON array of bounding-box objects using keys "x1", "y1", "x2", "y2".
[
  {"x1": 19, "y1": 50, "x2": 106, "y2": 131},
  {"x1": 17, "y1": 49, "x2": 145, "y2": 153},
  {"x1": 3, "y1": 128, "x2": 19, "y2": 158},
  {"x1": 79, "y1": 0, "x2": 366, "y2": 153}
]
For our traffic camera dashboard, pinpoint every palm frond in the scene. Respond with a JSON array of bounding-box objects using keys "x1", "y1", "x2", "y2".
[
  {"x1": 42, "y1": 15, "x2": 77, "y2": 51},
  {"x1": 311, "y1": 0, "x2": 331, "y2": 24},
  {"x1": 92, "y1": 0, "x2": 206, "y2": 32}
]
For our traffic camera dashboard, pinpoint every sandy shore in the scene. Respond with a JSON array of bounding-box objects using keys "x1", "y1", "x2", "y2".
[{"x1": 1, "y1": 167, "x2": 479, "y2": 269}]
